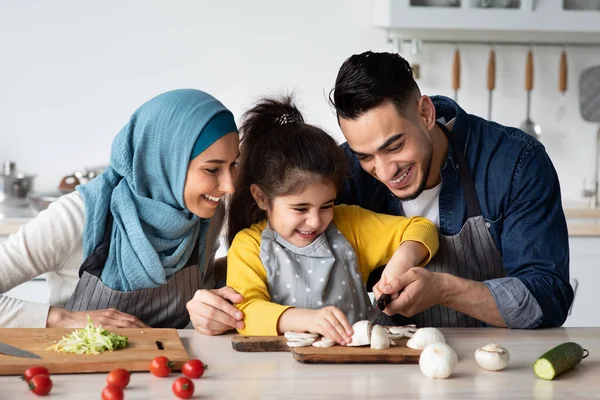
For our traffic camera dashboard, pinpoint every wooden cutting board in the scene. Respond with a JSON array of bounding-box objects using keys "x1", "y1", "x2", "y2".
[
  {"x1": 231, "y1": 335, "x2": 421, "y2": 363},
  {"x1": 0, "y1": 328, "x2": 189, "y2": 376}
]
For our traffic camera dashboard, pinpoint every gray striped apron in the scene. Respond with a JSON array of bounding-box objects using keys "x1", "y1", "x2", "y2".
[
  {"x1": 64, "y1": 215, "x2": 208, "y2": 329},
  {"x1": 373, "y1": 121, "x2": 505, "y2": 328}
]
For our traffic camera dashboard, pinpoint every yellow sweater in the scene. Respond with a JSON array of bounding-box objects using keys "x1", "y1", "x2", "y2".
[{"x1": 226, "y1": 204, "x2": 439, "y2": 336}]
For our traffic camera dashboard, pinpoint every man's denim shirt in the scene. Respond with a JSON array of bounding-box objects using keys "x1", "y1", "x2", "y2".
[{"x1": 337, "y1": 96, "x2": 574, "y2": 329}]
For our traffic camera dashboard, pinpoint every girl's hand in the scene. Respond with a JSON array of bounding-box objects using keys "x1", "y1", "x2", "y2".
[{"x1": 308, "y1": 306, "x2": 353, "y2": 345}]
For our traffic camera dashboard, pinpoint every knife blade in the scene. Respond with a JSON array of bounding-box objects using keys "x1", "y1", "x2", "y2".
[
  {"x1": 0, "y1": 342, "x2": 42, "y2": 359},
  {"x1": 368, "y1": 293, "x2": 392, "y2": 323}
]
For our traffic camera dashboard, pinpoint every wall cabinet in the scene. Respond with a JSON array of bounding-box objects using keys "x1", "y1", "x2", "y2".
[{"x1": 373, "y1": 0, "x2": 600, "y2": 44}]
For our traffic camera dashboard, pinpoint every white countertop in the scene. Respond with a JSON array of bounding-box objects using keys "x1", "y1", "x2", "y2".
[{"x1": 0, "y1": 328, "x2": 598, "y2": 399}]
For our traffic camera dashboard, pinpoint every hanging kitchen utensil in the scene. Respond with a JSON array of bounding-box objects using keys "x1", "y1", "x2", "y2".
[
  {"x1": 557, "y1": 48, "x2": 568, "y2": 125},
  {"x1": 487, "y1": 47, "x2": 496, "y2": 120},
  {"x1": 519, "y1": 48, "x2": 541, "y2": 139},
  {"x1": 452, "y1": 46, "x2": 461, "y2": 102}
]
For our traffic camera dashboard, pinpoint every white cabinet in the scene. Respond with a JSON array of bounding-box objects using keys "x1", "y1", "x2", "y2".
[
  {"x1": 4, "y1": 278, "x2": 49, "y2": 304},
  {"x1": 563, "y1": 236, "x2": 600, "y2": 327},
  {"x1": 1, "y1": 233, "x2": 49, "y2": 304},
  {"x1": 373, "y1": 0, "x2": 600, "y2": 44}
]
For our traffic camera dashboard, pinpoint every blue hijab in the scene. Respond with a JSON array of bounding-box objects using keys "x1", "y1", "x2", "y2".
[{"x1": 77, "y1": 89, "x2": 238, "y2": 291}]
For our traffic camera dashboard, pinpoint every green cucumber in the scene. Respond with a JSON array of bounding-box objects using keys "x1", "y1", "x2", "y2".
[{"x1": 533, "y1": 342, "x2": 589, "y2": 380}]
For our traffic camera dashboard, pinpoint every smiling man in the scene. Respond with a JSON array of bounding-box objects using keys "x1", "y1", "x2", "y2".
[{"x1": 331, "y1": 51, "x2": 573, "y2": 329}]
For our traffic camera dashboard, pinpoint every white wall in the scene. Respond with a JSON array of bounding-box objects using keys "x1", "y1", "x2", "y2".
[{"x1": 1, "y1": 0, "x2": 599, "y2": 204}]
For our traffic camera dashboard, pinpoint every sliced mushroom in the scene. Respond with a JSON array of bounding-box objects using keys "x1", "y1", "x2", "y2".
[
  {"x1": 284, "y1": 331, "x2": 319, "y2": 341},
  {"x1": 287, "y1": 338, "x2": 316, "y2": 347},
  {"x1": 312, "y1": 338, "x2": 335, "y2": 348},
  {"x1": 370, "y1": 325, "x2": 391, "y2": 350},
  {"x1": 347, "y1": 320, "x2": 372, "y2": 346},
  {"x1": 387, "y1": 326, "x2": 417, "y2": 339}
]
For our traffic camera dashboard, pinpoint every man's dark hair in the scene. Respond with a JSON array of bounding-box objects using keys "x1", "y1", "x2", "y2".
[{"x1": 329, "y1": 51, "x2": 420, "y2": 120}]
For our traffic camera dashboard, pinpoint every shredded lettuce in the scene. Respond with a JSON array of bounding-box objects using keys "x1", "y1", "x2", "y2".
[{"x1": 48, "y1": 315, "x2": 128, "y2": 355}]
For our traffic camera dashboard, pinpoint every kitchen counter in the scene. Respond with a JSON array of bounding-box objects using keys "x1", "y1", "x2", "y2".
[
  {"x1": 0, "y1": 328, "x2": 598, "y2": 399},
  {"x1": 3, "y1": 208, "x2": 600, "y2": 236}
]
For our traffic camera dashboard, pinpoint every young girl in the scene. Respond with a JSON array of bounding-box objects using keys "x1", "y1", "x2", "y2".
[{"x1": 226, "y1": 96, "x2": 438, "y2": 345}]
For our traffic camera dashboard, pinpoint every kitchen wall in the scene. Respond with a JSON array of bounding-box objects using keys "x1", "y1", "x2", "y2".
[{"x1": 1, "y1": 0, "x2": 600, "y2": 204}]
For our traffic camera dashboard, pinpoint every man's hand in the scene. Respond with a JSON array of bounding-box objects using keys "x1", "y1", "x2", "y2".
[
  {"x1": 374, "y1": 269, "x2": 507, "y2": 327},
  {"x1": 186, "y1": 286, "x2": 245, "y2": 336},
  {"x1": 46, "y1": 307, "x2": 149, "y2": 329},
  {"x1": 373, "y1": 267, "x2": 442, "y2": 317}
]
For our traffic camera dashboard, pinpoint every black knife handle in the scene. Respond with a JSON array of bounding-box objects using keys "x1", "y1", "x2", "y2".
[
  {"x1": 376, "y1": 294, "x2": 391, "y2": 311},
  {"x1": 376, "y1": 288, "x2": 405, "y2": 311}
]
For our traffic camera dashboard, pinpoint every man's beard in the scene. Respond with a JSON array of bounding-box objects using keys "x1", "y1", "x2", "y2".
[{"x1": 392, "y1": 142, "x2": 434, "y2": 202}]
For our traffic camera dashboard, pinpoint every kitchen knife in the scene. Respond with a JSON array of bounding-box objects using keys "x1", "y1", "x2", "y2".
[
  {"x1": 368, "y1": 293, "x2": 392, "y2": 323},
  {"x1": 0, "y1": 342, "x2": 42, "y2": 359}
]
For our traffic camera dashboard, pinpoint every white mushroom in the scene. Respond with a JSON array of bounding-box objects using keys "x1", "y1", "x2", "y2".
[
  {"x1": 284, "y1": 331, "x2": 319, "y2": 341},
  {"x1": 406, "y1": 327, "x2": 446, "y2": 350},
  {"x1": 387, "y1": 326, "x2": 417, "y2": 339},
  {"x1": 474, "y1": 344, "x2": 510, "y2": 371},
  {"x1": 370, "y1": 325, "x2": 391, "y2": 350},
  {"x1": 287, "y1": 338, "x2": 315, "y2": 347},
  {"x1": 347, "y1": 320, "x2": 372, "y2": 346},
  {"x1": 419, "y1": 343, "x2": 458, "y2": 379},
  {"x1": 312, "y1": 338, "x2": 335, "y2": 348}
]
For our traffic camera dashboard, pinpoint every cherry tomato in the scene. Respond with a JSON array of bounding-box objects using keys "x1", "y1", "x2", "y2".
[
  {"x1": 149, "y1": 356, "x2": 173, "y2": 377},
  {"x1": 172, "y1": 377, "x2": 195, "y2": 399},
  {"x1": 101, "y1": 384, "x2": 124, "y2": 400},
  {"x1": 23, "y1": 366, "x2": 50, "y2": 383},
  {"x1": 182, "y1": 359, "x2": 207, "y2": 379},
  {"x1": 28, "y1": 374, "x2": 52, "y2": 396},
  {"x1": 106, "y1": 368, "x2": 130, "y2": 389}
]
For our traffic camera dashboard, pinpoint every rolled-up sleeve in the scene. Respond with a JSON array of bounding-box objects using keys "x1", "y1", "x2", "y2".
[
  {"x1": 491, "y1": 145, "x2": 573, "y2": 328},
  {"x1": 484, "y1": 277, "x2": 543, "y2": 328}
]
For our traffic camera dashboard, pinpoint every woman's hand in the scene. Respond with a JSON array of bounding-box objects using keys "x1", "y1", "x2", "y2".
[
  {"x1": 186, "y1": 286, "x2": 245, "y2": 336},
  {"x1": 46, "y1": 307, "x2": 149, "y2": 328}
]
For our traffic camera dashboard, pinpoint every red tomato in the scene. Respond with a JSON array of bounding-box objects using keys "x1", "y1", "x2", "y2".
[
  {"x1": 101, "y1": 385, "x2": 124, "y2": 400},
  {"x1": 172, "y1": 377, "x2": 195, "y2": 399},
  {"x1": 106, "y1": 368, "x2": 130, "y2": 389},
  {"x1": 182, "y1": 359, "x2": 207, "y2": 379},
  {"x1": 149, "y1": 356, "x2": 173, "y2": 377},
  {"x1": 28, "y1": 374, "x2": 52, "y2": 396},
  {"x1": 23, "y1": 366, "x2": 50, "y2": 383}
]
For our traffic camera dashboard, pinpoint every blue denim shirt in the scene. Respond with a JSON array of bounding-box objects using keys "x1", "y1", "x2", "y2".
[{"x1": 337, "y1": 96, "x2": 574, "y2": 329}]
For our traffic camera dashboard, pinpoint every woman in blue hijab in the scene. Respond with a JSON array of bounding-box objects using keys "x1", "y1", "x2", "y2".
[{"x1": 0, "y1": 89, "x2": 245, "y2": 332}]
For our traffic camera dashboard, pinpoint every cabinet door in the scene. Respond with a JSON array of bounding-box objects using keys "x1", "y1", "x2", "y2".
[{"x1": 563, "y1": 237, "x2": 600, "y2": 327}]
